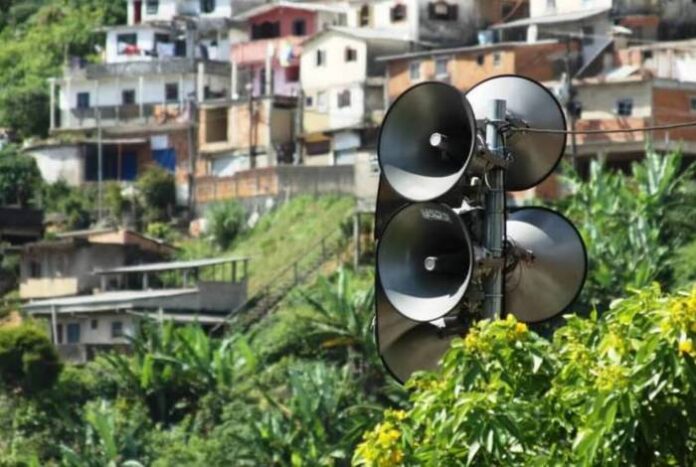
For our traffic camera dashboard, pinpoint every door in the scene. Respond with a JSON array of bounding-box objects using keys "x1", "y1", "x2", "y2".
[
  {"x1": 66, "y1": 323, "x2": 81, "y2": 344},
  {"x1": 121, "y1": 152, "x2": 137, "y2": 181},
  {"x1": 134, "y1": 1, "x2": 142, "y2": 23}
]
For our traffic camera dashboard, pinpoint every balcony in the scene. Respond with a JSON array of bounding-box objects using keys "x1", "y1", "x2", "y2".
[
  {"x1": 232, "y1": 36, "x2": 305, "y2": 66},
  {"x1": 56, "y1": 103, "x2": 189, "y2": 132},
  {"x1": 20, "y1": 277, "x2": 80, "y2": 300},
  {"x1": 65, "y1": 58, "x2": 230, "y2": 80}
]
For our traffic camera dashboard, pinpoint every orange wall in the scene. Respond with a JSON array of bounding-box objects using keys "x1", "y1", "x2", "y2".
[{"x1": 652, "y1": 86, "x2": 696, "y2": 142}]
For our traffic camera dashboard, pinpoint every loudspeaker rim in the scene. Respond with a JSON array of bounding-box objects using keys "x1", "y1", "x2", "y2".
[
  {"x1": 506, "y1": 206, "x2": 588, "y2": 323},
  {"x1": 376, "y1": 201, "x2": 475, "y2": 322},
  {"x1": 466, "y1": 74, "x2": 568, "y2": 192},
  {"x1": 377, "y1": 81, "x2": 478, "y2": 202}
]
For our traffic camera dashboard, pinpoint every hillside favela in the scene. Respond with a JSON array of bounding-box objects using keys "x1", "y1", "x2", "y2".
[{"x1": 1, "y1": 0, "x2": 696, "y2": 465}]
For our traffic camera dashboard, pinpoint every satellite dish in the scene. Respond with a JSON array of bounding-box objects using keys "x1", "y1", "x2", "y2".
[
  {"x1": 375, "y1": 281, "x2": 455, "y2": 383},
  {"x1": 505, "y1": 207, "x2": 587, "y2": 323},
  {"x1": 377, "y1": 202, "x2": 474, "y2": 322},
  {"x1": 378, "y1": 82, "x2": 477, "y2": 202},
  {"x1": 466, "y1": 75, "x2": 567, "y2": 191}
]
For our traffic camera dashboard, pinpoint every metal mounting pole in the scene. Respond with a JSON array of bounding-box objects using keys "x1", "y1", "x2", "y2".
[{"x1": 483, "y1": 99, "x2": 506, "y2": 320}]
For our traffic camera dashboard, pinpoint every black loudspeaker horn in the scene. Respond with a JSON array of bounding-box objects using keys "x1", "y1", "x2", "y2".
[
  {"x1": 375, "y1": 175, "x2": 407, "y2": 240},
  {"x1": 377, "y1": 202, "x2": 474, "y2": 322},
  {"x1": 505, "y1": 207, "x2": 587, "y2": 323},
  {"x1": 466, "y1": 75, "x2": 567, "y2": 191},
  {"x1": 375, "y1": 282, "x2": 456, "y2": 383},
  {"x1": 378, "y1": 82, "x2": 476, "y2": 202}
]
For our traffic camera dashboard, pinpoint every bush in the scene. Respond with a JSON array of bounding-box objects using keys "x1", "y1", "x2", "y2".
[
  {"x1": 0, "y1": 144, "x2": 42, "y2": 207},
  {"x1": 355, "y1": 286, "x2": 696, "y2": 466},
  {"x1": 42, "y1": 180, "x2": 94, "y2": 231},
  {"x1": 0, "y1": 323, "x2": 62, "y2": 395},
  {"x1": 136, "y1": 167, "x2": 175, "y2": 223},
  {"x1": 205, "y1": 200, "x2": 246, "y2": 249},
  {"x1": 145, "y1": 222, "x2": 177, "y2": 244}
]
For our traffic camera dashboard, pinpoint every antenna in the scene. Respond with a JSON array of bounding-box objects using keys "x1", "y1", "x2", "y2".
[{"x1": 374, "y1": 75, "x2": 587, "y2": 383}]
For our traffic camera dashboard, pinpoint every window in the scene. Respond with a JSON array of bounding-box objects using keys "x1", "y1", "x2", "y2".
[
  {"x1": 391, "y1": 4, "x2": 407, "y2": 22},
  {"x1": 91, "y1": 319, "x2": 99, "y2": 330},
  {"x1": 428, "y1": 1, "x2": 458, "y2": 21},
  {"x1": 67, "y1": 323, "x2": 81, "y2": 344},
  {"x1": 165, "y1": 83, "x2": 179, "y2": 102},
  {"x1": 292, "y1": 19, "x2": 306, "y2": 36},
  {"x1": 285, "y1": 66, "x2": 300, "y2": 82},
  {"x1": 122, "y1": 89, "x2": 136, "y2": 105},
  {"x1": 316, "y1": 49, "x2": 326, "y2": 66},
  {"x1": 409, "y1": 61, "x2": 421, "y2": 80},
  {"x1": 345, "y1": 47, "x2": 357, "y2": 62},
  {"x1": 77, "y1": 92, "x2": 90, "y2": 109},
  {"x1": 476, "y1": 54, "x2": 485, "y2": 66},
  {"x1": 582, "y1": 26, "x2": 594, "y2": 45},
  {"x1": 251, "y1": 21, "x2": 280, "y2": 40},
  {"x1": 111, "y1": 321, "x2": 124, "y2": 338},
  {"x1": 305, "y1": 95, "x2": 314, "y2": 108},
  {"x1": 338, "y1": 89, "x2": 351, "y2": 108},
  {"x1": 690, "y1": 96, "x2": 696, "y2": 113},
  {"x1": 642, "y1": 50, "x2": 654, "y2": 61},
  {"x1": 359, "y1": 4, "x2": 371, "y2": 26},
  {"x1": 435, "y1": 57, "x2": 449, "y2": 77},
  {"x1": 117, "y1": 33, "x2": 137, "y2": 55},
  {"x1": 493, "y1": 52, "x2": 502, "y2": 67},
  {"x1": 200, "y1": 0, "x2": 215, "y2": 13},
  {"x1": 56, "y1": 324, "x2": 63, "y2": 344},
  {"x1": 317, "y1": 91, "x2": 327, "y2": 110},
  {"x1": 616, "y1": 98, "x2": 633, "y2": 116},
  {"x1": 29, "y1": 260, "x2": 41, "y2": 278},
  {"x1": 146, "y1": 0, "x2": 159, "y2": 14}
]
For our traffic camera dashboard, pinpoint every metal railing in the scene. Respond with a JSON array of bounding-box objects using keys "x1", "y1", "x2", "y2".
[{"x1": 213, "y1": 219, "x2": 352, "y2": 331}]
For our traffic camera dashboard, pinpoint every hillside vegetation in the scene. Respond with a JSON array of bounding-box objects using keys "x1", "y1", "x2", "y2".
[{"x1": 180, "y1": 195, "x2": 355, "y2": 292}]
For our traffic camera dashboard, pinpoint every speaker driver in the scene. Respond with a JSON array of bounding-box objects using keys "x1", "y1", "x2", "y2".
[
  {"x1": 505, "y1": 207, "x2": 587, "y2": 323},
  {"x1": 466, "y1": 75, "x2": 567, "y2": 191},
  {"x1": 378, "y1": 82, "x2": 477, "y2": 202},
  {"x1": 377, "y1": 202, "x2": 474, "y2": 322}
]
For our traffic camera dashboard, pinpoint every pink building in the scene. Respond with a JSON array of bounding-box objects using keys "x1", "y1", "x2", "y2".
[{"x1": 232, "y1": 1, "x2": 349, "y2": 97}]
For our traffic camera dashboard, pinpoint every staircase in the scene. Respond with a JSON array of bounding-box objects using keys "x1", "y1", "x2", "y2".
[{"x1": 214, "y1": 223, "x2": 351, "y2": 331}]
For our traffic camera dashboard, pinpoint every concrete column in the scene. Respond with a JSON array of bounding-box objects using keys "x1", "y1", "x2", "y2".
[
  {"x1": 66, "y1": 78, "x2": 72, "y2": 128},
  {"x1": 231, "y1": 60, "x2": 238, "y2": 100},
  {"x1": 51, "y1": 305, "x2": 59, "y2": 345},
  {"x1": 139, "y1": 76, "x2": 145, "y2": 119},
  {"x1": 197, "y1": 62, "x2": 205, "y2": 102},
  {"x1": 264, "y1": 43, "x2": 273, "y2": 96}
]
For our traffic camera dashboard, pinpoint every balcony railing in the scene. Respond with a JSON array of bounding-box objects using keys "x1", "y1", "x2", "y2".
[
  {"x1": 64, "y1": 58, "x2": 231, "y2": 80},
  {"x1": 56, "y1": 103, "x2": 189, "y2": 131},
  {"x1": 232, "y1": 36, "x2": 305, "y2": 66}
]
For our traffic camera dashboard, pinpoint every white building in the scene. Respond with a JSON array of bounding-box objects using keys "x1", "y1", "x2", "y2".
[{"x1": 299, "y1": 27, "x2": 411, "y2": 169}]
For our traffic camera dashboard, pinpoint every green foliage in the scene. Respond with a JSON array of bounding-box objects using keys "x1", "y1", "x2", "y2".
[
  {"x1": 42, "y1": 180, "x2": 94, "y2": 230},
  {"x1": 145, "y1": 222, "x2": 178, "y2": 244},
  {"x1": 104, "y1": 182, "x2": 125, "y2": 220},
  {"x1": 673, "y1": 239, "x2": 696, "y2": 289},
  {"x1": 0, "y1": 0, "x2": 126, "y2": 138},
  {"x1": 557, "y1": 151, "x2": 695, "y2": 309},
  {"x1": 206, "y1": 200, "x2": 247, "y2": 249},
  {"x1": 136, "y1": 167, "x2": 175, "y2": 223},
  {"x1": 356, "y1": 286, "x2": 696, "y2": 466},
  {"x1": 102, "y1": 322, "x2": 257, "y2": 424},
  {"x1": 0, "y1": 323, "x2": 61, "y2": 395},
  {"x1": 0, "y1": 144, "x2": 42, "y2": 207}
]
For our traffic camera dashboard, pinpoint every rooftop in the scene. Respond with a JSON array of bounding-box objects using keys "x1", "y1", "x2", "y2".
[
  {"x1": 376, "y1": 39, "x2": 560, "y2": 62},
  {"x1": 491, "y1": 7, "x2": 611, "y2": 30},
  {"x1": 23, "y1": 289, "x2": 198, "y2": 314},
  {"x1": 233, "y1": 1, "x2": 348, "y2": 20},
  {"x1": 95, "y1": 257, "x2": 250, "y2": 275},
  {"x1": 303, "y1": 26, "x2": 415, "y2": 45}
]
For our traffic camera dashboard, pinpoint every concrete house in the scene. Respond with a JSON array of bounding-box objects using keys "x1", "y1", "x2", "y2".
[
  {"x1": 19, "y1": 228, "x2": 175, "y2": 300},
  {"x1": 299, "y1": 28, "x2": 414, "y2": 166},
  {"x1": 23, "y1": 256, "x2": 250, "y2": 363}
]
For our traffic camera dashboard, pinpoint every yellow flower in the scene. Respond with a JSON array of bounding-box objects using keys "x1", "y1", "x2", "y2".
[
  {"x1": 390, "y1": 410, "x2": 407, "y2": 421},
  {"x1": 514, "y1": 322, "x2": 528, "y2": 336},
  {"x1": 679, "y1": 339, "x2": 694, "y2": 356}
]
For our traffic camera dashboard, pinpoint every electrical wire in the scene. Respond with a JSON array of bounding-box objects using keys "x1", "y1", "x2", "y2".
[{"x1": 508, "y1": 119, "x2": 696, "y2": 135}]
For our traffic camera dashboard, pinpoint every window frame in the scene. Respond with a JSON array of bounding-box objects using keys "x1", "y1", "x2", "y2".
[
  {"x1": 292, "y1": 19, "x2": 307, "y2": 36},
  {"x1": 391, "y1": 3, "x2": 407, "y2": 22},
  {"x1": 337, "y1": 89, "x2": 352, "y2": 109},
  {"x1": 165, "y1": 83, "x2": 179, "y2": 102},
  {"x1": 76, "y1": 92, "x2": 90, "y2": 110},
  {"x1": 122, "y1": 89, "x2": 136, "y2": 105},
  {"x1": 409, "y1": 61, "x2": 421, "y2": 81},
  {"x1": 345, "y1": 47, "x2": 357, "y2": 63},
  {"x1": 689, "y1": 96, "x2": 696, "y2": 113},
  {"x1": 111, "y1": 321, "x2": 124, "y2": 338},
  {"x1": 435, "y1": 56, "x2": 450, "y2": 78},
  {"x1": 428, "y1": 1, "x2": 458, "y2": 21},
  {"x1": 66, "y1": 323, "x2": 81, "y2": 344},
  {"x1": 146, "y1": 0, "x2": 159, "y2": 15},
  {"x1": 117, "y1": 33, "x2": 138, "y2": 55},
  {"x1": 200, "y1": 0, "x2": 215, "y2": 14},
  {"x1": 316, "y1": 49, "x2": 326, "y2": 67},
  {"x1": 616, "y1": 98, "x2": 633, "y2": 117}
]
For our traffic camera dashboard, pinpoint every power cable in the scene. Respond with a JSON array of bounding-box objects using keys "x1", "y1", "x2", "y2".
[{"x1": 509, "y1": 119, "x2": 696, "y2": 135}]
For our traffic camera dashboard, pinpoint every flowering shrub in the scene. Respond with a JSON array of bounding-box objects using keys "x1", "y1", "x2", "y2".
[{"x1": 355, "y1": 286, "x2": 696, "y2": 466}]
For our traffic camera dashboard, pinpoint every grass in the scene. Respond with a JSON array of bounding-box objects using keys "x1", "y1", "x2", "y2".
[{"x1": 179, "y1": 195, "x2": 355, "y2": 293}]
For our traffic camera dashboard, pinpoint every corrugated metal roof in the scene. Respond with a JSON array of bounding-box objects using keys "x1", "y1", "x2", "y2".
[
  {"x1": 491, "y1": 7, "x2": 611, "y2": 30},
  {"x1": 234, "y1": 1, "x2": 348, "y2": 20},
  {"x1": 95, "y1": 257, "x2": 249, "y2": 275},
  {"x1": 23, "y1": 289, "x2": 198, "y2": 311},
  {"x1": 129, "y1": 311, "x2": 226, "y2": 324}
]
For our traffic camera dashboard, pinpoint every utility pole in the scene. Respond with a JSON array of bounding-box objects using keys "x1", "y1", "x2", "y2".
[
  {"x1": 564, "y1": 36, "x2": 580, "y2": 172},
  {"x1": 248, "y1": 85, "x2": 256, "y2": 169},
  {"x1": 294, "y1": 88, "x2": 304, "y2": 165},
  {"x1": 96, "y1": 81, "x2": 103, "y2": 222}
]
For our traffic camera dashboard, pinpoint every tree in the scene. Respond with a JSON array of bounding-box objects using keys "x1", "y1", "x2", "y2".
[
  {"x1": 205, "y1": 200, "x2": 247, "y2": 249},
  {"x1": 0, "y1": 323, "x2": 62, "y2": 395},
  {"x1": 136, "y1": 167, "x2": 175, "y2": 223},
  {"x1": 355, "y1": 286, "x2": 696, "y2": 466},
  {"x1": 0, "y1": 144, "x2": 42, "y2": 207}
]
